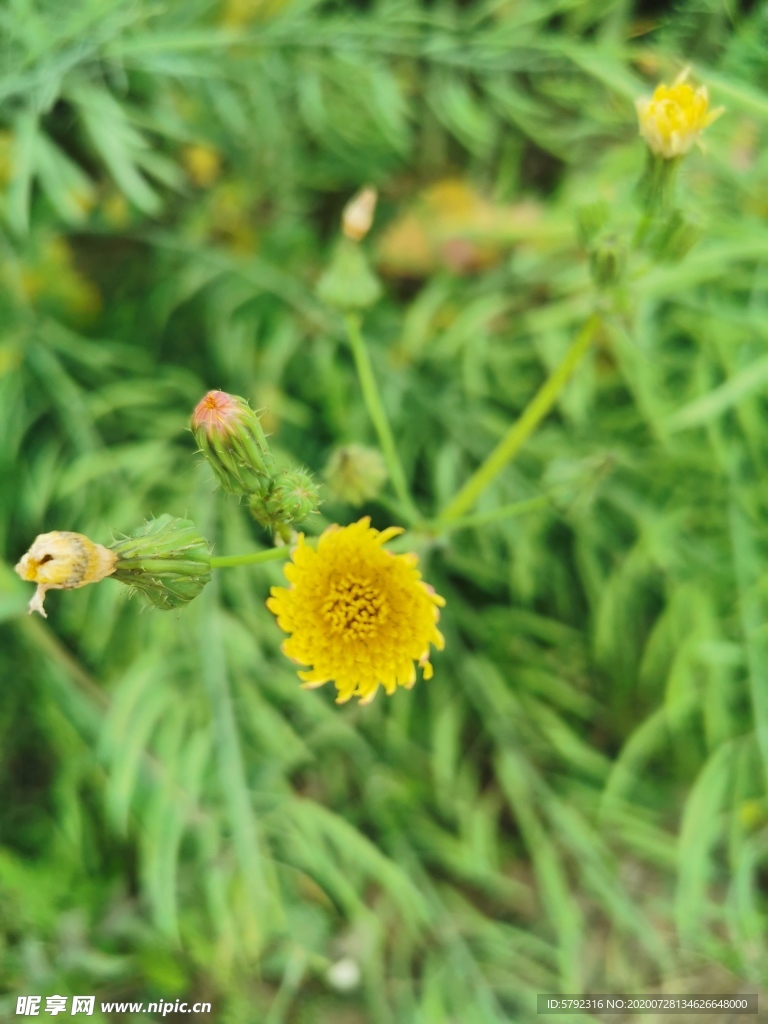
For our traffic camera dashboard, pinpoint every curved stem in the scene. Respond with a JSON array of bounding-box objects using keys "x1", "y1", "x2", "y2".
[
  {"x1": 211, "y1": 547, "x2": 291, "y2": 569},
  {"x1": 422, "y1": 495, "x2": 552, "y2": 536},
  {"x1": 438, "y1": 313, "x2": 601, "y2": 525},
  {"x1": 344, "y1": 313, "x2": 421, "y2": 524}
]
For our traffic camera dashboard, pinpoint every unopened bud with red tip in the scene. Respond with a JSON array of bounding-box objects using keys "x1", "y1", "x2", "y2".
[{"x1": 191, "y1": 390, "x2": 275, "y2": 497}]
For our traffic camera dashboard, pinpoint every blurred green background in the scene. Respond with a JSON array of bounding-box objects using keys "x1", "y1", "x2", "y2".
[{"x1": 2, "y1": 0, "x2": 768, "y2": 1021}]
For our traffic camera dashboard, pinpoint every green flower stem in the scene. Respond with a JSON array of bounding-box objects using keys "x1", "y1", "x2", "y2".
[
  {"x1": 210, "y1": 547, "x2": 292, "y2": 569},
  {"x1": 344, "y1": 313, "x2": 421, "y2": 524},
  {"x1": 438, "y1": 313, "x2": 601, "y2": 525},
  {"x1": 423, "y1": 495, "x2": 552, "y2": 537}
]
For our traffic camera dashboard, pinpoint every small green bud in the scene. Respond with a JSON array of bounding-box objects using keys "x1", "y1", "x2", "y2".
[
  {"x1": 589, "y1": 234, "x2": 626, "y2": 288},
  {"x1": 249, "y1": 469, "x2": 320, "y2": 531},
  {"x1": 576, "y1": 201, "x2": 610, "y2": 249},
  {"x1": 317, "y1": 238, "x2": 382, "y2": 312},
  {"x1": 110, "y1": 514, "x2": 212, "y2": 610},
  {"x1": 191, "y1": 390, "x2": 275, "y2": 497},
  {"x1": 324, "y1": 444, "x2": 387, "y2": 506},
  {"x1": 646, "y1": 209, "x2": 700, "y2": 263}
]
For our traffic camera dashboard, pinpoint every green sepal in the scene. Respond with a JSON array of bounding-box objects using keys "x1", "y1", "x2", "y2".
[
  {"x1": 316, "y1": 238, "x2": 382, "y2": 312},
  {"x1": 249, "y1": 469, "x2": 320, "y2": 531},
  {"x1": 110, "y1": 514, "x2": 212, "y2": 610}
]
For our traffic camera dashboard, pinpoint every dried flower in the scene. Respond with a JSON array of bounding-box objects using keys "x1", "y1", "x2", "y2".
[
  {"x1": 636, "y1": 70, "x2": 723, "y2": 159},
  {"x1": 342, "y1": 187, "x2": 378, "y2": 242},
  {"x1": 15, "y1": 532, "x2": 117, "y2": 617},
  {"x1": 267, "y1": 518, "x2": 445, "y2": 705},
  {"x1": 15, "y1": 516, "x2": 213, "y2": 616}
]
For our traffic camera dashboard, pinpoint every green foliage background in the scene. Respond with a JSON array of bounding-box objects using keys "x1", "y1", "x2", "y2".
[{"x1": 1, "y1": 0, "x2": 768, "y2": 1020}]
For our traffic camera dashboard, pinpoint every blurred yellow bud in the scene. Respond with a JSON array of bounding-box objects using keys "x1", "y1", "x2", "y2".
[
  {"x1": 739, "y1": 799, "x2": 765, "y2": 830},
  {"x1": 342, "y1": 187, "x2": 378, "y2": 241},
  {"x1": 636, "y1": 69, "x2": 723, "y2": 159},
  {"x1": 220, "y1": 0, "x2": 289, "y2": 26},
  {"x1": 15, "y1": 532, "x2": 117, "y2": 618},
  {"x1": 182, "y1": 144, "x2": 222, "y2": 188},
  {"x1": 101, "y1": 191, "x2": 131, "y2": 228}
]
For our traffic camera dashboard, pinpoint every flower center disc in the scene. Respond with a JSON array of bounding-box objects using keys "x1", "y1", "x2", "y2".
[{"x1": 322, "y1": 575, "x2": 387, "y2": 638}]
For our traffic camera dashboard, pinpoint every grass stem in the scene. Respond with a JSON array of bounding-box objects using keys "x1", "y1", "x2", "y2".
[
  {"x1": 438, "y1": 313, "x2": 601, "y2": 524},
  {"x1": 344, "y1": 313, "x2": 421, "y2": 524}
]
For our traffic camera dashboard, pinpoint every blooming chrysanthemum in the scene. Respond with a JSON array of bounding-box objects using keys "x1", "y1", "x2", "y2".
[
  {"x1": 636, "y1": 70, "x2": 723, "y2": 159},
  {"x1": 267, "y1": 518, "x2": 445, "y2": 705}
]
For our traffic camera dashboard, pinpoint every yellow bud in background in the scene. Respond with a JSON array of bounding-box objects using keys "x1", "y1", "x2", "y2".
[
  {"x1": 182, "y1": 144, "x2": 222, "y2": 189},
  {"x1": 342, "y1": 187, "x2": 378, "y2": 242},
  {"x1": 15, "y1": 532, "x2": 117, "y2": 617},
  {"x1": 739, "y1": 799, "x2": 766, "y2": 830},
  {"x1": 101, "y1": 191, "x2": 131, "y2": 229},
  {"x1": 636, "y1": 69, "x2": 723, "y2": 159}
]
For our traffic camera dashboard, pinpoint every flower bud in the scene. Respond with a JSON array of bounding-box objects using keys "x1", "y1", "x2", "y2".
[
  {"x1": 191, "y1": 390, "x2": 275, "y2": 497},
  {"x1": 342, "y1": 187, "x2": 377, "y2": 242},
  {"x1": 324, "y1": 444, "x2": 387, "y2": 505},
  {"x1": 15, "y1": 531, "x2": 117, "y2": 617},
  {"x1": 110, "y1": 514, "x2": 212, "y2": 610},
  {"x1": 249, "y1": 469, "x2": 320, "y2": 531},
  {"x1": 181, "y1": 143, "x2": 222, "y2": 189},
  {"x1": 646, "y1": 209, "x2": 700, "y2": 263},
  {"x1": 576, "y1": 201, "x2": 610, "y2": 249},
  {"x1": 636, "y1": 70, "x2": 723, "y2": 160},
  {"x1": 316, "y1": 239, "x2": 382, "y2": 312},
  {"x1": 589, "y1": 234, "x2": 626, "y2": 289}
]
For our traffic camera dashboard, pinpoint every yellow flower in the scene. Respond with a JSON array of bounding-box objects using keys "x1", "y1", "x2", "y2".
[
  {"x1": 267, "y1": 518, "x2": 445, "y2": 705},
  {"x1": 15, "y1": 531, "x2": 117, "y2": 617},
  {"x1": 636, "y1": 70, "x2": 724, "y2": 159},
  {"x1": 181, "y1": 144, "x2": 222, "y2": 189}
]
